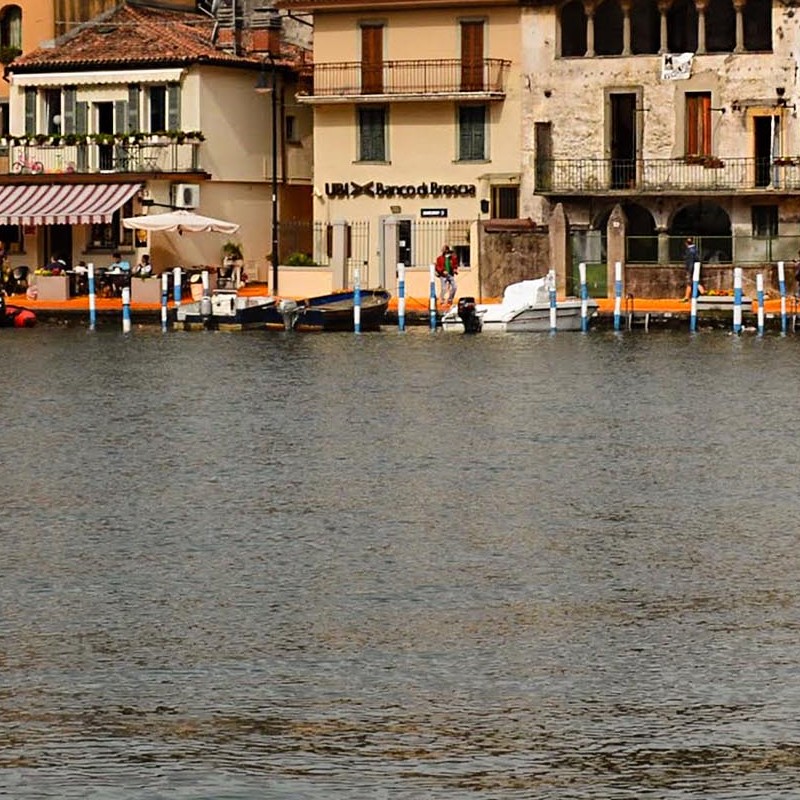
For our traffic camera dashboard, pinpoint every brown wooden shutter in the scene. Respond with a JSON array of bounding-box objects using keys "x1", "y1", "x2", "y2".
[
  {"x1": 461, "y1": 21, "x2": 484, "y2": 92},
  {"x1": 361, "y1": 25, "x2": 383, "y2": 95}
]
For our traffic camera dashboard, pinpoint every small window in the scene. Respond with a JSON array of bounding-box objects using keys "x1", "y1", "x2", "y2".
[
  {"x1": 0, "y1": 5, "x2": 21, "y2": 51},
  {"x1": 458, "y1": 105, "x2": 486, "y2": 161},
  {"x1": 752, "y1": 205, "x2": 778, "y2": 238},
  {"x1": 286, "y1": 115, "x2": 299, "y2": 143},
  {"x1": 491, "y1": 186, "x2": 519, "y2": 218},
  {"x1": 358, "y1": 106, "x2": 386, "y2": 161}
]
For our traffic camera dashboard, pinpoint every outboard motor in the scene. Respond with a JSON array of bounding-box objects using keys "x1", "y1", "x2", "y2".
[
  {"x1": 278, "y1": 298, "x2": 299, "y2": 330},
  {"x1": 457, "y1": 296, "x2": 482, "y2": 333}
]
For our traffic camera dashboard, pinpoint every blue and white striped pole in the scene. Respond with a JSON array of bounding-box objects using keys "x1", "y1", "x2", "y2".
[
  {"x1": 353, "y1": 264, "x2": 361, "y2": 334},
  {"x1": 88, "y1": 262, "x2": 96, "y2": 331},
  {"x1": 579, "y1": 261, "x2": 589, "y2": 333},
  {"x1": 613, "y1": 261, "x2": 622, "y2": 331},
  {"x1": 429, "y1": 263, "x2": 437, "y2": 331},
  {"x1": 756, "y1": 273, "x2": 764, "y2": 336},
  {"x1": 173, "y1": 266, "x2": 182, "y2": 308},
  {"x1": 161, "y1": 271, "x2": 169, "y2": 333},
  {"x1": 689, "y1": 261, "x2": 700, "y2": 333},
  {"x1": 733, "y1": 266, "x2": 743, "y2": 335},
  {"x1": 397, "y1": 262, "x2": 406, "y2": 332},
  {"x1": 778, "y1": 260, "x2": 787, "y2": 335},
  {"x1": 121, "y1": 286, "x2": 131, "y2": 334},
  {"x1": 548, "y1": 269, "x2": 557, "y2": 332}
]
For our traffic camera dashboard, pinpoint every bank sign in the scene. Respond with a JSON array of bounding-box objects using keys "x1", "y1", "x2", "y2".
[{"x1": 325, "y1": 180, "x2": 476, "y2": 199}]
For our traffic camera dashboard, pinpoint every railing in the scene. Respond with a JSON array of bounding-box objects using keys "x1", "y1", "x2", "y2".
[
  {"x1": 308, "y1": 58, "x2": 510, "y2": 98},
  {"x1": 536, "y1": 157, "x2": 800, "y2": 193},
  {"x1": 0, "y1": 141, "x2": 202, "y2": 175}
]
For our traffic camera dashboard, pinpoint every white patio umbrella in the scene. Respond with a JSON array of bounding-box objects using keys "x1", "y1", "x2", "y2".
[{"x1": 122, "y1": 209, "x2": 240, "y2": 235}]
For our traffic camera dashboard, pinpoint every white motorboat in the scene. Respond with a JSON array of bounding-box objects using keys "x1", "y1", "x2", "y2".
[
  {"x1": 174, "y1": 289, "x2": 280, "y2": 331},
  {"x1": 441, "y1": 276, "x2": 598, "y2": 333}
]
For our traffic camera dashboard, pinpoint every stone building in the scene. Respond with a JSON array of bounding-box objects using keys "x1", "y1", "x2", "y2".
[{"x1": 521, "y1": 0, "x2": 800, "y2": 297}]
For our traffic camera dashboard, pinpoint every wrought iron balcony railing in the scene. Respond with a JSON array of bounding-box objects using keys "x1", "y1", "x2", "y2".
[
  {"x1": 535, "y1": 157, "x2": 800, "y2": 194},
  {"x1": 306, "y1": 58, "x2": 510, "y2": 99},
  {"x1": 0, "y1": 141, "x2": 202, "y2": 176}
]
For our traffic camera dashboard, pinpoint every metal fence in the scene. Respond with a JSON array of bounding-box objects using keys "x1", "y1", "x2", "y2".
[{"x1": 624, "y1": 235, "x2": 800, "y2": 265}]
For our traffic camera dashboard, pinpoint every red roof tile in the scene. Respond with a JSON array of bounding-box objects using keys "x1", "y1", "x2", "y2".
[{"x1": 10, "y1": 2, "x2": 264, "y2": 71}]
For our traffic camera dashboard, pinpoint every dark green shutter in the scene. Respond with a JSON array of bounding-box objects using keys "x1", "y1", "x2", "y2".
[
  {"x1": 75, "y1": 101, "x2": 88, "y2": 134},
  {"x1": 24, "y1": 87, "x2": 36, "y2": 135},
  {"x1": 167, "y1": 83, "x2": 180, "y2": 130},
  {"x1": 114, "y1": 100, "x2": 128, "y2": 134},
  {"x1": 127, "y1": 85, "x2": 140, "y2": 132}
]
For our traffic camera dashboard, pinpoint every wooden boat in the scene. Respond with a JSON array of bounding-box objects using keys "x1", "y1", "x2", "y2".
[
  {"x1": 173, "y1": 289, "x2": 278, "y2": 331},
  {"x1": 273, "y1": 289, "x2": 391, "y2": 331}
]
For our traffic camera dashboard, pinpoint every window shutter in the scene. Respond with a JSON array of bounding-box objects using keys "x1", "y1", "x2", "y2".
[
  {"x1": 114, "y1": 100, "x2": 128, "y2": 134},
  {"x1": 127, "y1": 85, "x2": 140, "y2": 132},
  {"x1": 167, "y1": 83, "x2": 181, "y2": 130},
  {"x1": 63, "y1": 87, "x2": 76, "y2": 134},
  {"x1": 24, "y1": 87, "x2": 36, "y2": 135},
  {"x1": 75, "y1": 101, "x2": 88, "y2": 134}
]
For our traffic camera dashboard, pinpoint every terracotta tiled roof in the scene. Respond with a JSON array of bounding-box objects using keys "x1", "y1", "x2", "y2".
[{"x1": 10, "y1": 2, "x2": 264, "y2": 72}]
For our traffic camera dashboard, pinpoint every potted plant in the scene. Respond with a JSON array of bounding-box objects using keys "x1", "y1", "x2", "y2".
[{"x1": 222, "y1": 240, "x2": 244, "y2": 265}]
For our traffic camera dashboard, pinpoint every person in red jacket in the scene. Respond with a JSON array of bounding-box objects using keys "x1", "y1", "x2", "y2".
[{"x1": 435, "y1": 244, "x2": 458, "y2": 307}]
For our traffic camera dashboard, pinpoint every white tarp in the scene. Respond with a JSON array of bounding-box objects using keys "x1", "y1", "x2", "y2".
[{"x1": 661, "y1": 53, "x2": 694, "y2": 81}]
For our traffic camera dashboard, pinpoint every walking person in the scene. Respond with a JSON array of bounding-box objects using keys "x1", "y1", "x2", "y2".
[
  {"x1": 435, "y1": 244, "x2": 458, "y2": 307},
  {"x1": 682, "y1": 237, "x2": 705, "y2": 301}
]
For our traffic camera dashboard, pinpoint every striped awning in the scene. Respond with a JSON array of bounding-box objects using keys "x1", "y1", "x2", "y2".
[{"x1": 0, "y1": 183, "x2": 141, "y2": 226}]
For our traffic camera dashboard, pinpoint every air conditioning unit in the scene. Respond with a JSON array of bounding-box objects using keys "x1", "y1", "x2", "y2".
[{"x1": 171, "y1": 183, "x2": 200, "y2": 209}]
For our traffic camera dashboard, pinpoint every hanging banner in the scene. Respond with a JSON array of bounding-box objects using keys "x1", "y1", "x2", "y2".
[{"x1": 661, "y1": 53, "x2": 694, "y2": 81}]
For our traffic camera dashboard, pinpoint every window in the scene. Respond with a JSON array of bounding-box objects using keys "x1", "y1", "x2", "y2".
[
  {"x1": 89, "y1": 201, "x2": 134, "y2": 251},
  {"x1": 752, "y1": 205, "x2": 778, "y2": 238},
  {"x1": 491, "y1": 186, "x2": 519, "y2": 218},
  {"x1": 685, "y1": 92, "x2": 711, "y2": 156},
  {"x1": 149, "y1": 85, "x2": 167, "y2": 132},
  {"x1": 43, "y1": 88, "x2": 61, "y2": 135},
  {"x1": 358, "y1": 106, "x2": 386, "y2": 161},
  {"x1": 459, "y1": 105, "x2": 486, "y2": 161},
  {"x1": 0, "y1": 5, "x2": 21, "y2": 52},
  {"x1": 0, "y1": 223, "x2": 23, "y2": 254},
  {"x1": 0, "y1": 100, "x2": 8, "y2": 137}
]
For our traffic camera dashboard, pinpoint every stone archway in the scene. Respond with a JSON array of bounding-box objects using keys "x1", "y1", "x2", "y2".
[{"x1": 670, "y1": 202, "x2": 732, "y2": 263}]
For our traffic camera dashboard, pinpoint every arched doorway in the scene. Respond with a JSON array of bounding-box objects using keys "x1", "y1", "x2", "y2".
[{"x1": 670, "y1": 202, "x2": 732, "y2": 262}]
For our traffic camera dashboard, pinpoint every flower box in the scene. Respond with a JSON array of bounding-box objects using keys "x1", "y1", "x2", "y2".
[
  {"x1": 130, "y1": 276, "x2": 162, "y2": 304},
  {"x1": 34, "y1": 273, "x2": 70, "y2": 301}
]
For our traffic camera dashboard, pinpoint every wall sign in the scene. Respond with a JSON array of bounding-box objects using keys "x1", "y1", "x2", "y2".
[
  {"x1": 325, "y1": 180, "x2": 476, "y2": 200},
  {"x1": 421, "y1": 208, "x2": 448, "y2": 218}
]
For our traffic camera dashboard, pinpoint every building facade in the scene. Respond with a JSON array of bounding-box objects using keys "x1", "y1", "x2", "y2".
[
  {"x1": 2, "y1": 1, "x2": 312, "y2": 283},
  {"x1": 277, "y1": 0, "x2": 522, "y2": 300}
]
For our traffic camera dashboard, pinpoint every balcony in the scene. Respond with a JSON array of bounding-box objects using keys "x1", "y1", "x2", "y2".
[
  {"x1": 535, "y1": 157, "x2": 800, "y2": 195},
  {"x1": 0, "y1": 139, "x2": 203, "y2": 177},
  {"x1": 300, "y1": 58, "x2": 511, "y2": 103}
]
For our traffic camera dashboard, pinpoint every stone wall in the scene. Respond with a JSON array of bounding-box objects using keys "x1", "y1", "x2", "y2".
[{"x1": 479, "y1": 220, "x2": 550, "y2": 297}]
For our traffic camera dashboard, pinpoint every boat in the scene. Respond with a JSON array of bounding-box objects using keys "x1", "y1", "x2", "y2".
[
  {"x1": 440, "y1": 277, "x2": 598, "y2": 333},
  {"x1": 173, "y1": 289, "x2": 278, "y2": 331},
  {"x1": 0, "y1": 299, "x2": 36, "y2": 328},
  {"x1": 274, "y1": 288, "x2": 391, "y2": 332}
]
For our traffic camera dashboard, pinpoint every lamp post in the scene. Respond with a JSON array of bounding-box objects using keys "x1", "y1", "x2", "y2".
[{"x1": 257, "y1": 54, "x2": 279, "y2": 294}]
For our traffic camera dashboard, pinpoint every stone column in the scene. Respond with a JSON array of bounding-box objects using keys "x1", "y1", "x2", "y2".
[
  {"x1": 657, "y1": 226, "x2": 670, "y2": 265},
  {"x1": 583, "y1": 0, "x2": 597, "y2": 57},
  {"x1": 620, "y1": 0, "x2": 632, "y2": 56},
  {"x1": 696, "y1": 0, "x2": 708, "y2": 54},
  {"x1": 733, "y1": 0, "x2": 745, "y2": 53},
  {"x1": 548, "y1": 202, "x2": 569, "y2": 294},
  {"x1": 606, "y1": 204, "x2": 627, "y2": 297},
  {"x1": 657, "y1": 0, "x2": 672, "y2": 54}
]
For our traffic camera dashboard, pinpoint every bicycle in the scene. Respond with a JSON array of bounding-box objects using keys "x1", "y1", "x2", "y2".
[{"x1": 11, "y1": 155, "x2": 44, "y2": 174}]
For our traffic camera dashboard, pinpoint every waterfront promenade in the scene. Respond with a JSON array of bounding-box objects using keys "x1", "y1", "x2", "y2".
[{"x1": 5, "y1": 283, "x2": 794, "y2": 327}]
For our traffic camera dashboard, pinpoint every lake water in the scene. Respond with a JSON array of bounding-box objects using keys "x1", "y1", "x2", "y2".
[{"x1": 2, "y1": 324, "x2": 800, "y2": 799}]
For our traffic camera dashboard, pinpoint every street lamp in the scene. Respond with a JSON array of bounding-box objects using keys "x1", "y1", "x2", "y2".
[{"x1": 256, "y1": 54, "x2": 279, "y2": 294}]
